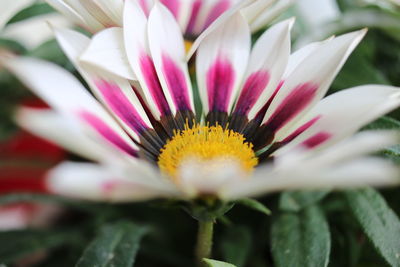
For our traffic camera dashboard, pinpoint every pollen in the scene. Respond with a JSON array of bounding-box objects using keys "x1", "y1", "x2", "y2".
[{"x1": 158, "y1": 124, "x2": 258, "y2": 181}]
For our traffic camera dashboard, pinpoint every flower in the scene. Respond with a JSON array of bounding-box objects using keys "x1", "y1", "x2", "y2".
[
  {"x1": 2, "y1": 1, "x2": 400, "y2": 202},
  {"x1": 45, "y1": 0, "x2": 293, "y2": 35}
]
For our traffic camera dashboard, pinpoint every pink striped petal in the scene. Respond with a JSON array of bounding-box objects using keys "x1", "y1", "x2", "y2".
[
  {"x1": 264, "y1": 82, "x2": 319, "y2": 133},
  {"x1": 202, "y1": 0, "x2": 232, "y2": 30},
  {"x1": 79, "y1": 111, "x2": 138, "y2": 157},
  {"x1": 54, "y1": 26, "x2": 152, "y2": 143},
  {"x1": 147, "y1": 3, "x2": 194, "y2": 114},
  {"x1": 262, "y1": 30, "x2": 367, "y2": 133},
  {"x1": 123, "y1": 0, "x2": 171, "y2": 119},
  {"x1": 302, "y1": 132, "x2": 332, "y2": 149},
  {"x1": 234, "y1": 19, "x2": 293, "y2": 118},
  {"x1": 160, "y1": 0, "x2": 180, "y2": 18},
  {"x1": 196, "y1": 12, "x2": 250, "y2": 114},
  {"x1": 185, "y1": 0, "x2": 203, "y2": 35},
  {"x1": 187, "y1": 0, "x2": 256, "y2": 60},
  {"x1": 94, "y1": 79, "x2": 152, "y2": 138},
  {"x1": 138, "y1": 0, "x2": 154, "y2": 17},
  {"x1": 4, "y1": 57, "x2": 140, "y2": 156},
  {"x1": 275, "y1": 85, "x2": 400, "y2": 155}
]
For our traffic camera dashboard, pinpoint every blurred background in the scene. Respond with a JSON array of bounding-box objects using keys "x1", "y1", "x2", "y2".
[{"x1": 0, "y1": 0, "x2": 400, "y2": 266}]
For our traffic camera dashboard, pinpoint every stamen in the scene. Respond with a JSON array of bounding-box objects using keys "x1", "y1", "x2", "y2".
[{"x1": 158, "y1": 123, "x2": 258, "y2": 181}]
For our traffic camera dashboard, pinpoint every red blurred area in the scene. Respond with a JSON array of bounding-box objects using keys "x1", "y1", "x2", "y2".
[
  {"x1": 0, "y1": 99, "x2": 65, "y2": 194},
  {"x1": 0, "y1": 98, "x2": 66, "y2": 230}
]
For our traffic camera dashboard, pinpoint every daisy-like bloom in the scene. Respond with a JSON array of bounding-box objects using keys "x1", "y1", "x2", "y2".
[
  {"x1": 46, "y1": 0, "x2": 293, "y2": 35},
  {"x1": 2, "y1": 1, "x2": 400, "y2": 203}
]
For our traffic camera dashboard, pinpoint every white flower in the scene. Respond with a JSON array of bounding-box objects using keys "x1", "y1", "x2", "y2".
[
  {"x1": 2, "y1": 1, "x2": 400, "y2": 202},
  {"x1": 45, "y1": 0, "x2": 294, "y2": 34}
]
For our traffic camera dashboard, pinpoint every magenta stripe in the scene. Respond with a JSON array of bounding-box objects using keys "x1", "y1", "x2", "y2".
[
  {"x1": 203, "y1": 0, "x2": 231, "y2": 31},
  {"x1": 79, "y1": 111, "x2": 138, "y2": 157},
  {"x1": 264, "y1": 82, "x2": 319, "y2": 133},
  {"x1": 185, "y1": 0, "x2": 202, "y2": 35},
  {"x1": 206, "y1": 57, "x2": 235, "y2": 112},
  {"x1": 161, "y1": 54, "x2": 192, "y2": 111},
  {"x1": 280, "y1": 116, "x2": 321, "y2": 144},
  {"x1": 95, "y1": 80, "x2": 148, "y2": 134},
  {"x1": 302, "y1": 131, "x2": 331, "y2": 149},
  {"x1": 254, "y1": 81, "x2": 283, "y2": 122},
  {"x1": 139, "y1": 53, "x2": 171, "y2": 115},
  {"x1": 160, "y1": 0, "x2": 180, "y2": 18},
  {"x1": 234, "y1": 70, "x2": 270, "y2": 116},
  {"x1": 138, "y1": 0, "x2": 150, "y2": 17}
]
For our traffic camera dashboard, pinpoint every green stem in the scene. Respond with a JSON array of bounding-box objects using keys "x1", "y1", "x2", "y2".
[{"x1": 195, "y1": 220, "x2": 214, "y2": 265}]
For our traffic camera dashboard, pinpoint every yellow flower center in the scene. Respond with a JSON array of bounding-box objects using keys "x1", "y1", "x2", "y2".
[{"x1": 158, "y1": 124, "x2": 258, "y2": 181}]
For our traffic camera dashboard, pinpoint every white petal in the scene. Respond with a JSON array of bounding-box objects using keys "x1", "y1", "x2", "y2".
[
  {"x1": 303, "y1": 131, "x2": 400, "y2": 166},
  {"x1": 47, "y1": 162, "x2": 180, "y2": 202},
  {"x1": 47, "y1": 0, "x2": 104, "y2": 32},
  {"x1": 0, "y1": 0, "x2": 33, "y2": 30},
  {"x1": 80, "y1": 27, "x2": 136, "y2": 80},
  {"x1": 80, "y1": 0, "x2": 123, "y2": 27},
  {"x1": 261, "y1": 30, "x2": 367, "y2": 135},
  {"x1": 242, "y1": 0, "x2": 276, "y2": 25},
  {"x1": 147, "y1": 3, "x2": 194, "y2": 114},
  {"x1": 16, "y1": 108, "x2": 115, "y2": 162},
  {"x1": 123, "y1": 0, "x2": 170, "y2": 119},
  {"x1": 46, "y1": 0, "x2": 89, "y2": 28},
  {"x1": 223, "y1": 157, "x2": 399, "y2": 199},
  {"x1": 235, "y1": 18, "x2": 293, "y2": 119},
  {"x1": 276, "y1": 85, "x2": 400, "y2": 154},
  {"x1": 196, "y1": 12, "x2": 250, "y2": 114},
  {"x1": 54, "y1": 27, "x2": 152, "y2": 142},
  {"x1": 249, "y1": 0, "x2": 295, "y2": 32},
  {"x1": 53, "y1": 26, "x2": 90, "y2": 65},
  {"x1": 3, "y1": 57, "x2": 139, "y2": 155},
  {"x1": 186, "y1": 0, "x2": 256, "y2": 60},
  {"x1": 283, "y1": 38, "x2": 333, "y2": 79}
]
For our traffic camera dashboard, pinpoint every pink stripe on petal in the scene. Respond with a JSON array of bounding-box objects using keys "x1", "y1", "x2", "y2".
[
  {"x1": 186, "y1": 0, "x2": 203, "y2": 35},
  {"x1": 79, "y1": 112, "x2": 138, "y2": 157},
  {"x1": 235, "y1": 71, "x2": 270, "y2": 116},
  {"x1": 254, "y1": 81, "x2": 283, "y2": 122},
  {"x1": 95, "y1": 80, "x2": 148, "y2": 134},
  {"x1": 264, "y1": 82, "x2": 319, "y2": 132},
  {"x1": 302, "y1": 131, "x2": 331, "y2": 149},
  {"x1": 139, "y1": 0, "x2": 151, "y2": 17},
  {"x1": 139, "y1": 54, "x2": 171, "y2": 115},
  {"x1": 160, "y1": 0, "x2": 180, "y2": 18},
  {"x1": 280, "y1": 116, "x2": 321, "y2": 144},
  {"x1": 203, "y1": 0, "x2": 231, "y2": 30},
  {"x1": 206, "y1": 57, "x2": 235, "y2": 112},
  {"x1": 161, "y1": 54, "x2": 191, "y2": 111}
]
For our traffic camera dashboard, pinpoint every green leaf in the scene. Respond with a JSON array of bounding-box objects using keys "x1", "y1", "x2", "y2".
[
  {"x1": 345, "y1": 188, "x2": 400, "y2": 267},
  {"x1": 0, "y1": 229, "x2": 77, "y2": 264},
  {"x1": 235, "y1": 198, "x2": 271, "y2": 215},
  {"x1": 279, "y1": 191, "x2": 330, "y2": 212},
  {"x1": 271, "y1": 206, "x2": 331, "y2": 267},
  {"x1": 220, "y1": 226, "x2": 251, "y2": 267},
  {"x1": 7, "y1": 3, "x2": 55, "y2": 25},
  {"x1": 363, "y1": 116, "x2": 400, "y2": 160},
  {"x1": 203, "y1": 259, "x2": 237, "y2": 267},
  {"x1": 76, "y1": 221, "x2": 147, "y2": 267},
  {"x1": 364, "y1": 116, "x2": 400, "y2": 131}
]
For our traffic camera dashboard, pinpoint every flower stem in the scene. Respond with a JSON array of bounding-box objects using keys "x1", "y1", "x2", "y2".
[{"x1": 195, "y1": 220, "x2": 214, "y2": 265}]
